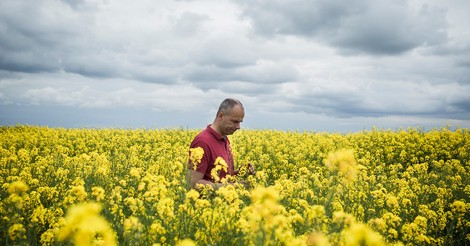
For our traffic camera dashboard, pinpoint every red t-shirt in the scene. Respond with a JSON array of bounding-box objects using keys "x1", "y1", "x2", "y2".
[{"x1": 189, "y1": 125, "x2": 235, "y2": 182}]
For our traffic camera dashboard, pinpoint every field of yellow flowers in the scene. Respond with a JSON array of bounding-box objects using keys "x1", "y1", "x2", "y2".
[{"x1": 1, "y1": 125, "x2": 469, "y2": 245}]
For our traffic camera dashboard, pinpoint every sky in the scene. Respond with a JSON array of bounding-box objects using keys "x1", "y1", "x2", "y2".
[{"x1": 1, "y1": 0, "x2": 469, "y2": 132}]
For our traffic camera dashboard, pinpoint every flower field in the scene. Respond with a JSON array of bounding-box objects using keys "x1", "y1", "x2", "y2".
[{"x1": 1, "y1": 125, "x2": 469, "y2": 245}]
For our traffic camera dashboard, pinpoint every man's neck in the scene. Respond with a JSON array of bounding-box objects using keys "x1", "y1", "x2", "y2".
[{"x1": 210, "y1": 123, "x2": 224, "y2": 137}]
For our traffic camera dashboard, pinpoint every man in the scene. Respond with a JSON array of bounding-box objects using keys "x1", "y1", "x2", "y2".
[{"x1": 188, "y1": 98, "x2": 255, "y2": 189}]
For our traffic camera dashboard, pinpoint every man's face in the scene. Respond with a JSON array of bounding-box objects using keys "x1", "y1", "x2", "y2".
[{"x1": 219, "y1": 105, "x2": 244, "y2": 136}]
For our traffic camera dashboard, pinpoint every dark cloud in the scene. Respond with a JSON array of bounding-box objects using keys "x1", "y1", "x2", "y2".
[
  {"x1": 424, "y1": 43, "x2": 470, "y2": 84},
  {"x1": 190, "y1": 36, "x2": 258, "y2": 68},
  {"x1": 278, "y1": 80, "x2": 470, "y2": 120},
  {"x1": 235, "y1": 0, "x2": 366, "y2": 36},
  {"x1": 184, "y1": 62, "x2": 299, "y2": 87},
  {"x1": 0, "y1": 0, "x2": 94, "y2": 74},
  {"x1": 235, "y1": 0, "x2": 448, "y2": 55}
]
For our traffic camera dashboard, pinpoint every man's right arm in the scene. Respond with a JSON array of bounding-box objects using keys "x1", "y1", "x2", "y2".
[
  {"x1": 187, "y1": 169, "x2": 230, "y2": 190},
  {"x1": 187, "y1": 169, "x2": 216, "y2": 189},
  {"x1": 187, "y1": 169, "x2": 251, "y2": 190}
]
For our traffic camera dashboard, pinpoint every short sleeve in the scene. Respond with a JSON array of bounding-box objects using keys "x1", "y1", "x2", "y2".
[{"x1": 189, "y1": 137, "x2": 211, "y2": 175}]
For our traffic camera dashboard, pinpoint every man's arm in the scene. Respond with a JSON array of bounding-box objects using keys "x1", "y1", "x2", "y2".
[
  {"x1": 187, "y1": 162, "x2": 255, "y2": 190},
  {"x1": 187, "y1": 169, "x2": 223, "y2": 189}
]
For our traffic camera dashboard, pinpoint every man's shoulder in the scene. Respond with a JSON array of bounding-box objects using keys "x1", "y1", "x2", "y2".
[
  {"x1": 191, "y1": 127, "x2": 214, "y2": 147},
  {"x1": 194, "y1": 127, "x2": 211, "y2": 139}
]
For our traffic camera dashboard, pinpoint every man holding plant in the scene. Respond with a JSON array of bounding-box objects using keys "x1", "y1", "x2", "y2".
[{"x1": 187, "y1": 98, "x2": 255, "y2": 189}]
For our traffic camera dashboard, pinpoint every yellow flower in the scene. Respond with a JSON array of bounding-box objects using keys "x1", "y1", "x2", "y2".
[
  {"x1": 189, "y1": 147, "x2": 204, "y2": 170},
  {"x1": 176, "y1": 238, "x2": 197, "y2": 246},
  {"x1": 216, "y1": 185, "x2": 239, "y2": 204},
  {"x1": 342, "y1": 223, "x2": 386, "y2": 246},
  {"x1": 149, "y1": 220, "x2": 166, "y2": 241},
  {"x1": 185, "y1": 189, "x2": 200, "y2": 202},
  {"x1": 251, "y1": 186, "x2": 279, "y2": 203},
  {"x1": 385, "y1": 195, "x2": 399, "y2": 211},
  {"x1": 324, "y1": 149, "x2": 358, "y2": 183},
  {"x1": 58, "y1": 202, "x2": 117, "y2": 246},
  {"x1": 8, "y1": 223, "x2": 26, "y2": 241},
  {"x1": 414, "y1": 215, "x2": 427, "y2": 230},
  {"x1": 332, "y1": 211, "x2": 355, "y2": 227},
  {"x1": 306, "y1": 232, "x2": 331, "y2": 246},
  {"x1": 368, "y1": 218, "x2": 386, "y2": 233},
  {"x1": 92, "y1": 186, "x2": 105, "y2": 202},
  {"x1": 450, "y1": 200, "x2": 466, "y2": 214},
  {"x1": 31, "y1": 205, "x2": 48, "y2": 226},
  {"x1": 138, "y1": 182, "x2": 146, "y2": 191},
  {"x1": 210, "y1": 157, "x2": 228, "y2": 182},
  {"x1": 157, "y1": 197, "x2": 175, "y2": 218},
  {"x1": 129, "y1": 167, "x2": 141, "y2": 179},
  {"x1": 7, "y1": 181, "x2": 29, "y2": 194},
  {"x1": 123, "y1": 216, "x2": 144, "y2": 240},
  {"x1": 40, "y1": 229, "x2": 56, "y2": 245},
  {"x1": 239, "y1": 186, "x2": 295, "y2": 244}
]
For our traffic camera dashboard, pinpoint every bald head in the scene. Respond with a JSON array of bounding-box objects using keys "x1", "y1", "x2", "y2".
[
  {"x1": 212, "y1": 98, "x2": 245, "y2": 136},
  {"x1": 216, "y1": 98, "x2": 244, "y2": 117}
]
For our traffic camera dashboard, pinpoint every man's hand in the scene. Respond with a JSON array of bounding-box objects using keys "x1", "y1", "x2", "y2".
[{"x1": 247, "y1": 163, "x2": 256, "y2": 176}]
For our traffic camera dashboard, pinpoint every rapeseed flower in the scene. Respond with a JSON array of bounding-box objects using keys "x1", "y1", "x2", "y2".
[
  {"x1": 64, "y1": 184, "x2": 88, "y2": 205},
  {"x1": 8, "y1": 223, "x2": 26, "y2": 241},
  {"x1": 450, "y1": 200, "x2": 466, "y2": 214},
  {"x1": 306, "y1": 232, "x2": 331, "y2": 246},
  {"x1": 324, "y1": 149, "x2": 358, "y2": 183},
  {"x1": 211, "y1": 157, "x2": 228, "y2": 182},
  {"x1": 342, "y1": 223, "x2": 386, "y2": 246},
  {"x1": 92, "y1": 186, "x2": 105, "y2": 202},
  {"x1": 176, "y1": 238, "x2": 196, "y2": 246},
  {"x1": 123, "y1": 216, "x2": 144, "y2": 242},
  {"x1": 58, "y1": 202, "x2": 117, "y2": 246},
  {"x1": 149, "y1": 220, "x2": 166, "y2": 242},
  {"x1": 189, "y1": 147, "x2": 204, "y2": 170},
  {"x1": 157, "y1": 197, "x2": 174, "y2": 218},
  {"x1": 1, "y1": 126, "x2": 469, "y2": 245},
  {"x1": 7, "y1": 181, "x2": 29, "y2": 194},
  {"x1": 129, "y1": 167, "x2": 141, "y2": 179}
]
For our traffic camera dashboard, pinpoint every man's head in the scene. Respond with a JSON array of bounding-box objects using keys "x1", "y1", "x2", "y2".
[{"x1": 212, "y1": 98, "x2": 245, "y2": 136}]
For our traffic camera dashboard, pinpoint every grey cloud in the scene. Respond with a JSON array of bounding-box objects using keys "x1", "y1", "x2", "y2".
[
  {"x1": 0, "y1": 0, "x2": 95, "y2": 74},
  {"x1": 235, "y1": 0, "x2": 366, "y2": 36},
  {"x1": 0, "y1": 54, "x2": 59, "y2": 74},
  {"x1": 184, "y1": 61, "x2": 299, "y2": 87},
  {"x1": 281, "y1": 81, "x2": 470, "y2": 119},
  {"x1": 60, "y1": 0, "x2": 102, "y2": 11},
  {"x1": 235, "y1": 0, "x2": 448, "y2": 55},
  {"x1": 424, "y1": 43, "x2": 470, "y2": 84},
  {"x1": 172, "y1": 12, "x2": 210, "y2": 36},
  {"x1": 0, "y1": 1, "x2": 234, "y2": 85},
  {"x1": 191, "y1": 36, "x2": 258, "y2": 68},
  {"x1": 217, "y1": 81, "x2": 278, "y2": 96},
  {"x1": 331, "y1": 3, "x2": 447, "y2": 55},
  {"x1": 62, "y1": 54, "x2": 118, "y2": 79},
  {"x1": 236, "y1": 61, "x2": 300, "y2": 84},
  {"x1": 449, "y1": 100, "x2": 470, "y2": 117}
]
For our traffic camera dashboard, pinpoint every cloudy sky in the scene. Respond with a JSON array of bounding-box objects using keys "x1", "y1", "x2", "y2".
[{"x1": 1, "y1": 0, "x2": 469, "y2": 132}]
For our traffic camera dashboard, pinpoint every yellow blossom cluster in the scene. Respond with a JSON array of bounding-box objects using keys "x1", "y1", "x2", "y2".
[
  {"x1": 0, "y1": 125, "x2": 469, "y2": 245},
  {"x1": 188, "y1": 147, "x2": 204, "y2": 170}
]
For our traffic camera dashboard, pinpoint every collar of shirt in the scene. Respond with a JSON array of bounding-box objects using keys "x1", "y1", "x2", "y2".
[{"x1": 206, "y1": 124, "x2": 225, "y2": 141}]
